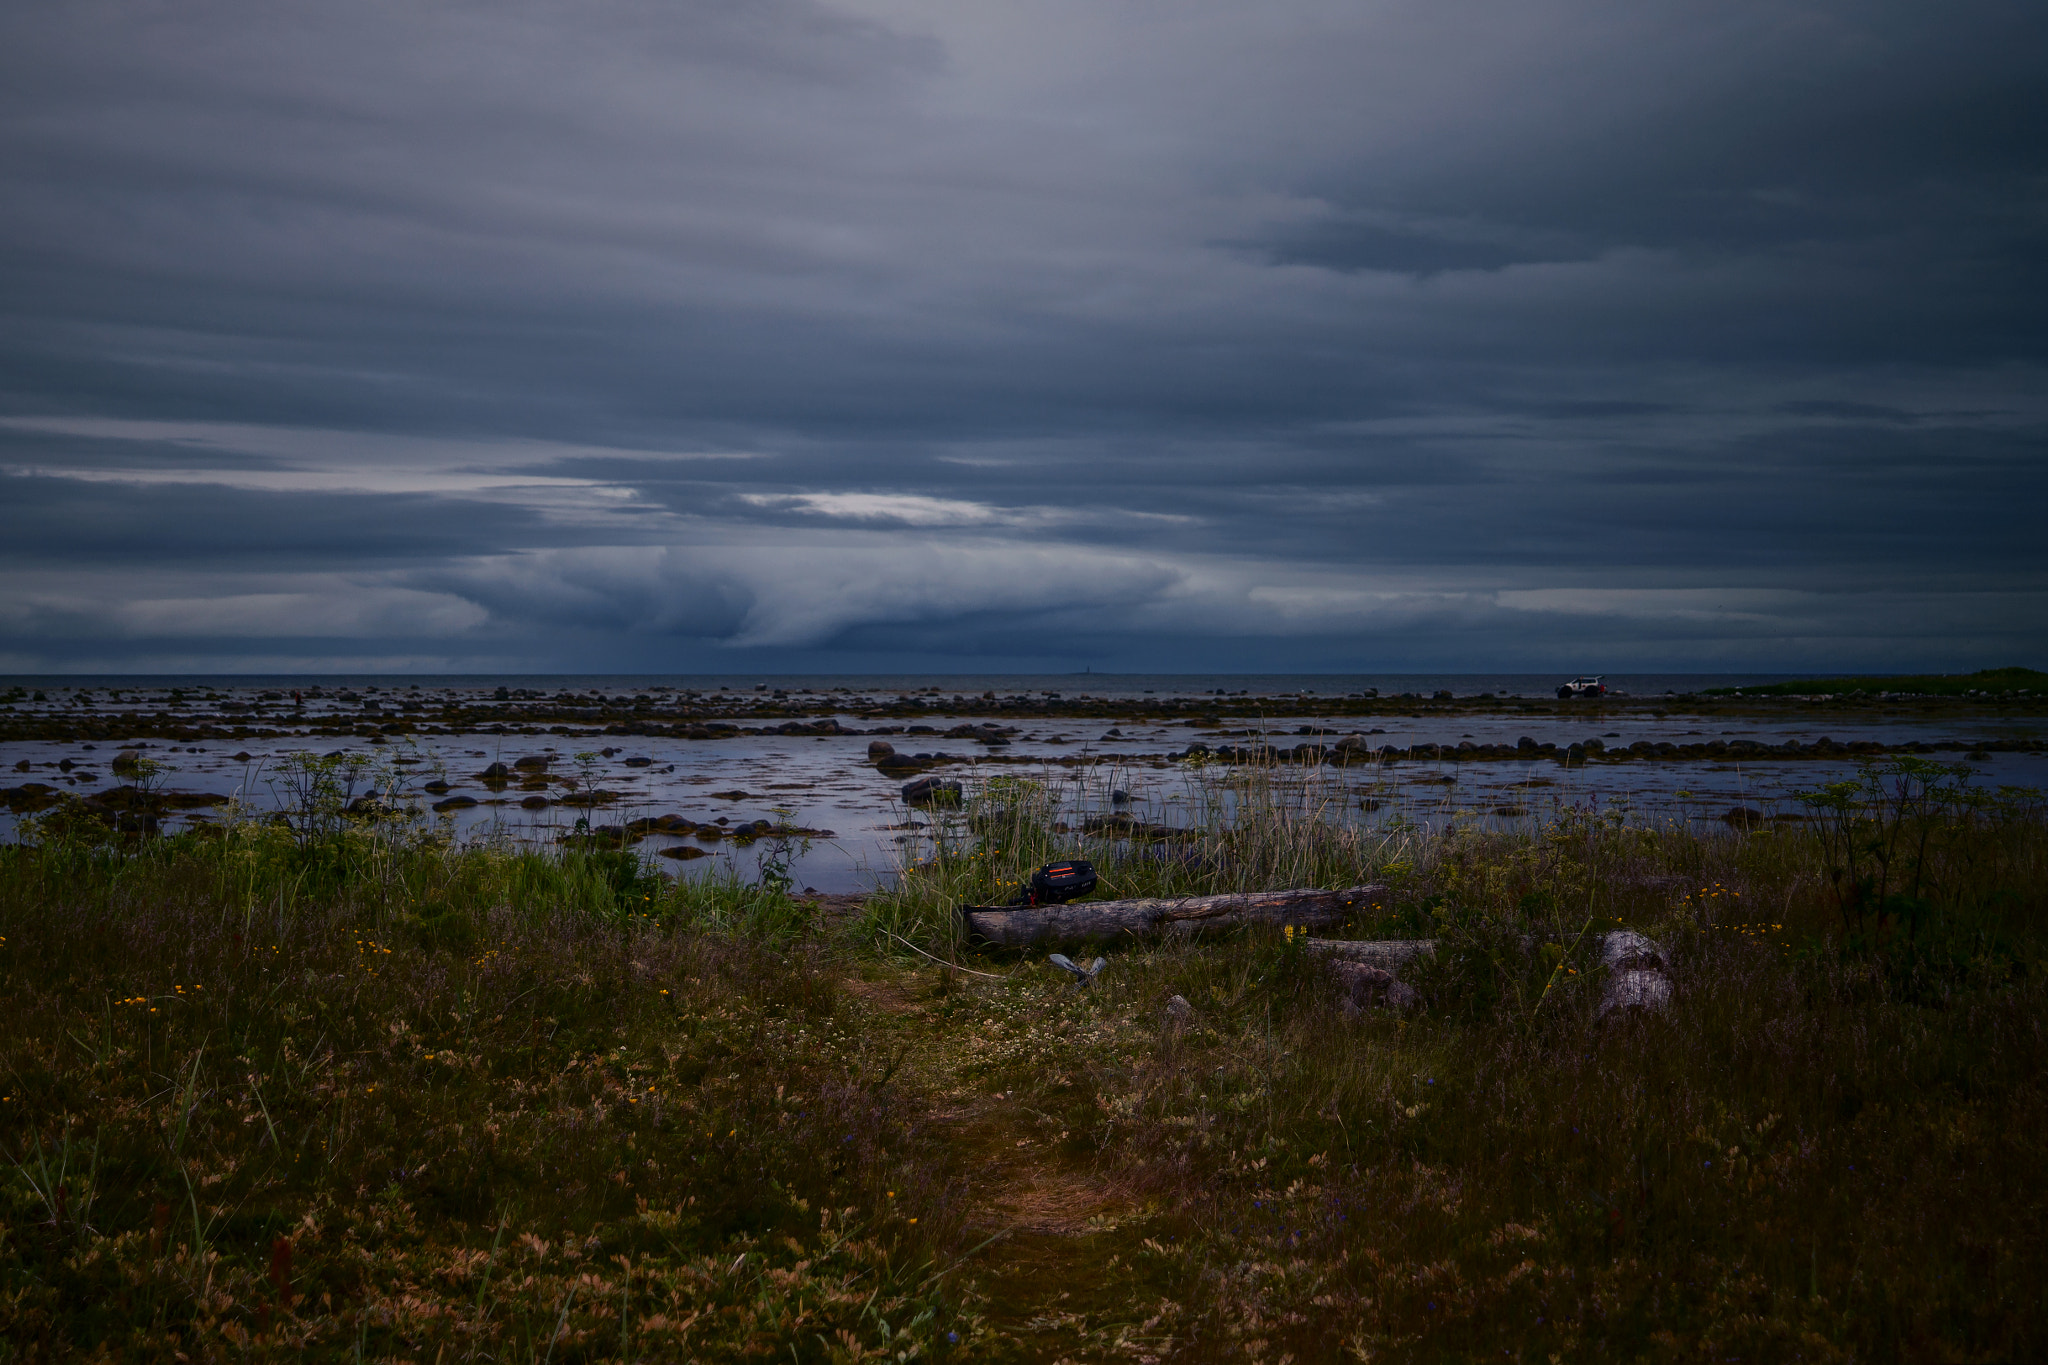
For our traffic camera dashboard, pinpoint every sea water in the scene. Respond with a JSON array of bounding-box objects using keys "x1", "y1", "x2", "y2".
[{"x1": 3, "y1": 675, "x2": 2044, "y2": 892}]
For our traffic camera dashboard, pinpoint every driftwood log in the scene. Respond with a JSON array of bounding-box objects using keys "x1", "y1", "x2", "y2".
[{"x1": 962, "y1": 884, "x2": 1388, "y2": 948}]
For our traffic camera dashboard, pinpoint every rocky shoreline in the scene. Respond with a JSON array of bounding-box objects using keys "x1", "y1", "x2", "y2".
[
  {"x1": 5, "y1": 711, "x2": 2042, "y2": 829},
  {"x1": 3, "y1": 679, "x2": 2045, "y2": 749},
  {"x1": 1165, "y1": 732, "x2": 2042, "y2": 765},
  {"x1": 4, "y1": 682, "x2": 2042, "y2": 847}
]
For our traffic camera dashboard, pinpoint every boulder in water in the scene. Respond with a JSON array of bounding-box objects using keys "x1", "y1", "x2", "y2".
[{"x1": 901, "y1": 776, "x2": 962, "y2": 807}]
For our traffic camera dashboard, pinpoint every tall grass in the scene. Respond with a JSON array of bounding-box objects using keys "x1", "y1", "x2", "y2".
[
  {"x1": 0, "y1": 823, "x2": 974, "y2": 1360},
  {"x1": 862, "y1": 756, "x2": 1426, "y2": 946}
]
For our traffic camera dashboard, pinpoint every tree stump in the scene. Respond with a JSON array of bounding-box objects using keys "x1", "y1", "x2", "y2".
[{"x1": 1597, "y1": 930, "x2": 1672, "y2": 1020}]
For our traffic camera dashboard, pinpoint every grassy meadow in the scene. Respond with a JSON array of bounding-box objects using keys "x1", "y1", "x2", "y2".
[{"x1": 2, "y1": 757, "x2": 2045, "y2": 1361}]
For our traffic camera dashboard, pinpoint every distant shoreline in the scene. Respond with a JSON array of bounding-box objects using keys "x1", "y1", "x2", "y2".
[{"x1": 4, "y1": 673, "x2": 2045, "y2": 748}]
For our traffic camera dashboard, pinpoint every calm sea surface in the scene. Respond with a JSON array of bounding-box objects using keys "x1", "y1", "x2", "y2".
[{"x1": 6, "y1": 672, "x2": 1806, "y2": 695}]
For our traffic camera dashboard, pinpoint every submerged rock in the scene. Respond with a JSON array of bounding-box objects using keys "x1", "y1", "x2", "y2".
[{"x1": 901, "y1": 776, "x2": 963, "y2": 807}]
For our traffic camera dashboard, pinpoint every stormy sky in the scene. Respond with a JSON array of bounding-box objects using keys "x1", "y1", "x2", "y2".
[{"x1": 2, "y1": 0, "x2": 2043, "y2": 675}]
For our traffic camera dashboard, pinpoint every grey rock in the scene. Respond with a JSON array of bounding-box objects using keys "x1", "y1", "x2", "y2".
[
  {"x1": 900, "y1": 776, "x2": 962, "y2": 807},
  {"x1": 1329, "y1": 960, "x2": 1415, "y2": 1011},
  {"x1": 1601, "y1": 930, "x2": 1667, "y2": 973}
]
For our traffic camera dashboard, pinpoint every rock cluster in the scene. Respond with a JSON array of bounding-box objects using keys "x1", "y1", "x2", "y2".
[
  {"x1": 563, "y1": 812, "x2": 836, "y2": 852},
  {"x1": 0, "y1": 780, "x2": 226, "y2": 837}
]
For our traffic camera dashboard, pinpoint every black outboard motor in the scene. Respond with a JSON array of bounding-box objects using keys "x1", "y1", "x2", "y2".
[{"x1": 1019, "y1": 859, "x2": 1097, "y2": 906}]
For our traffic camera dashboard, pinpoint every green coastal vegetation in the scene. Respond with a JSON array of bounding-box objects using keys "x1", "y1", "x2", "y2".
[
  {"x1": 3, "y1": 757, "x2": 2045, "y2": 1360},
  {"x1": 1705, "y1": 665, "x2": 2048, "y2": 699}
]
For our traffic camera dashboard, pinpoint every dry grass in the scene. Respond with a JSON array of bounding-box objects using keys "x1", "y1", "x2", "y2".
[{"x1": 0, "y1": 832, "x2": 984, "y2": 1360}]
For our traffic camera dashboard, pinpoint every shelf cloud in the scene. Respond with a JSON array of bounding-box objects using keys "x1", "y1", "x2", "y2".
[{"x1": 1, "y1": 0, "x2": 2043, "y2": 672}]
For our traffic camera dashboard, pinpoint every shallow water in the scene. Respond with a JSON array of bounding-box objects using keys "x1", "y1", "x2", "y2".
[{"x1": 5, "y1": 692, "x2": 2044, "y2": 891}]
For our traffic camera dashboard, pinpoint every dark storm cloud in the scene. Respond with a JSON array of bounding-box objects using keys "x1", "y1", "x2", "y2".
[
  {"x1": 0, "y1": 0, "x2": 2043, "y2": 672},
  {"x1": 0, "y1": 473, "x2": 579, "y2": 569}
]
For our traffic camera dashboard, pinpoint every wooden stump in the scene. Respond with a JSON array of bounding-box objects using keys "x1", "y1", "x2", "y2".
[{"x1": 1598, "y1": 931, "x2": 1672, "y2": 1020}]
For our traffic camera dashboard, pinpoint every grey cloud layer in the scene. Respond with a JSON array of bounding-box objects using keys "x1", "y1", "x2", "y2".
[{"x1": 0, "y1": 0, "x2": 2042, "y2": 671}]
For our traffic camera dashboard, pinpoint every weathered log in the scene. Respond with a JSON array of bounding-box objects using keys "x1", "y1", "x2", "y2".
[{"x1": 961, "y1": 884, "x2": 1388, "y2": 948}]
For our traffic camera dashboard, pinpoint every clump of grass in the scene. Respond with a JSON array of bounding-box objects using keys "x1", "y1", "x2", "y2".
[
  {"x1": 862, "y1": 757, "x2": 1423, "y2": 947},
  {"x1": 0, "y1": 830, "x2": 983, "y2": 1360}
]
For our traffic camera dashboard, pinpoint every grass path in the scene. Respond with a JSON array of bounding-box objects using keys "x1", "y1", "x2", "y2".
[{"x1": 839, "y1": 959, "x2": 1190, "y2": 1359}]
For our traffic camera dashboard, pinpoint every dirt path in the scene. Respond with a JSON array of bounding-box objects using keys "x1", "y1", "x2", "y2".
[{"x1": 838, "y1": 962, "x2": 1179, "y2": 1357}]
